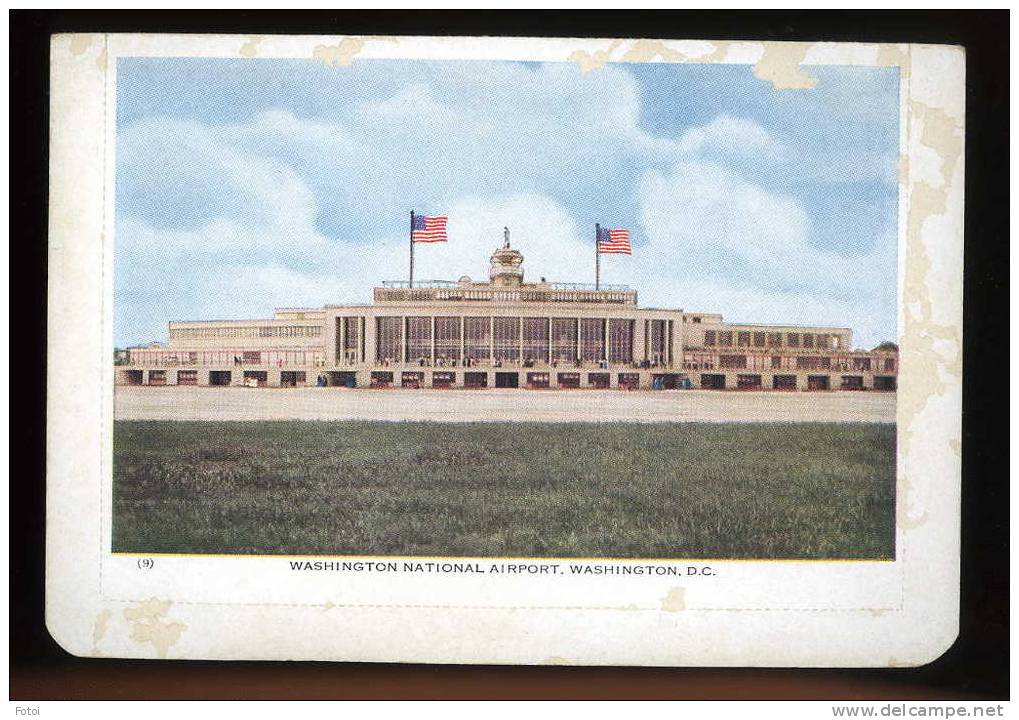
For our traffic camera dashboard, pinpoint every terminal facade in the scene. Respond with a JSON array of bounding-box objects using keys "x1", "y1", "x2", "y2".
[{"x1": 118, "y1": 241, "x2": 898, "y2": 391}]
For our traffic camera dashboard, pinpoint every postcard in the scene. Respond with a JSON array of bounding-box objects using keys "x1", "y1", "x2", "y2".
[{"x1": 46, "y1": 33, "x2": 963, "y2": 665}]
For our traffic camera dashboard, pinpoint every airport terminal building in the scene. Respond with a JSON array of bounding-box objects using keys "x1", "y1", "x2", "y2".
[{"x1": 117, "y1": 241, "x2": 898, "y2": 391}]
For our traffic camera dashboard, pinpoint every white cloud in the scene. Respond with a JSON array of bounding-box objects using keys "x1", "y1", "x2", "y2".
[
  {"x1": 674, "y1": 115, "x2": 778, "y2": 157},
  {"x1": 117, "y1": 222, "x2": 407, "y2": 347},
  {"x1": 249, "y1": 110, "x2": 357, "y2": 156},
  {"x1": 633, "y1": 161, "x2": 896, "y2": 348},
  {"x1": 640, "y1": 161, "x2": 811, "y2": 283},
  {"x1": 113, "y1": 59, "x2": 891, "y2": 348},
  {"x1": 118, "y1": 65, "x2": 782, "y2": 241}
]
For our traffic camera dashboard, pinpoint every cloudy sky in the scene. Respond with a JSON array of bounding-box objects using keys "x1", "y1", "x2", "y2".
[{"x1": 115, "y1": 57, "x2": 899, "y2": 349}]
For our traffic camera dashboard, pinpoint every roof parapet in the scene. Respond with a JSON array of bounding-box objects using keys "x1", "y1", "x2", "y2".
[{"x1": 374, "y1": 283, "x2": 637, "y2": 306}]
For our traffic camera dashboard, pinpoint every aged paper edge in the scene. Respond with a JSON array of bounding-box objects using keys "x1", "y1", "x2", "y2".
[{"x1": 45, "y1": 34, "x2": 963, "y2": 666}]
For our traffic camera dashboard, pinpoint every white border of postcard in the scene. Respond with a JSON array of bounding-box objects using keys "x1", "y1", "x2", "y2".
[{"x1": 46, "y1": 34, "x2": 963, "y2": 666}]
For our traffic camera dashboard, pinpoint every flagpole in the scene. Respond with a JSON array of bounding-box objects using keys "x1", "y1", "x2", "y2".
[
  {"x1": 595, "y1": 223, "x2": 601, "y2": 291},
  {"x1": 409, "y1": 210, "x2": 415, "y2": 289}
]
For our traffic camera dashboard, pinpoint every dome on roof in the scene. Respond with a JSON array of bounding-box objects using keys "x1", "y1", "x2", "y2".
[{"x1": 489, "y1": 228, "x2": 524, "y2": 286}]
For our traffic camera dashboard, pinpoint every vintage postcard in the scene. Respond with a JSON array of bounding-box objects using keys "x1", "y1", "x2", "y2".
[{"x1": 46, "y1": 34, "x2": 963, "y2": 665}]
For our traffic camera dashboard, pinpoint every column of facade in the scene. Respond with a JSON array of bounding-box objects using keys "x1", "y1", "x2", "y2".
[
  {"x1": 518, "y1": 315, "x2": 524, "y2": 364},
  {"x1": 603, "y1": 317, "x2": 609, "y2": 363},
  {"x1": 671, "y1": 319, "x2": 683, "y2": 372},
  {"x1": 325, "y1": 315, "x2": 337, "y2": 367},
  {"x1": 400, "y1": 315, "x2": 407, "y2": 364},
  {"x1": 489, "y1": 316, "x2": 495, "y2": 364},
  {"x1": 664, "y1": 319, "x2": 672, "y2": 366},
  {"x1": 460, "y1": 316, "x2": 466, "y2": 364},
  {"x1": 666, "y1": 320, "x2": 673, "y2": 367},
  {"x1": 346, "y1": 316, "x2": 353, "y2": 365},
  {"x1": 430, "y1": 315, "x2": 436, "y2": 366},
  {"x1": 642, "y1": 320, "x2": 653, "y2": 388},
  {"x1": 608, "y1": 319, "x2": 619, "y2": 386},
  {"x1": 633, "y1": 317, "x2": 646, "y2": 365},
  {"x1": 364, "y1": 315, "x2": 376, "y2": 366},
  {"x1": 355, "y1": 318, "x2": 369, "y2": 387},
  {"x1": 346, "y1": 316, "x2": 353, "y2": 364},
  {"x1": 357, "y1": 317, "x2": 364, "y2": 363},
  {"x1": 546, "y1": 317, "x2": 552, "y2": 364},
  {"x1": 338, "y1": 317, "x2": 346, "y2": 365},
  {"x1": 575, "y1": 317, "x2": 581, "y2": 363}
]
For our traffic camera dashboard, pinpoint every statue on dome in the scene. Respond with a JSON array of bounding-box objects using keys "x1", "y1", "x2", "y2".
[{"x1": 489, "y1": 229, "x2": 524, "y2": 286}]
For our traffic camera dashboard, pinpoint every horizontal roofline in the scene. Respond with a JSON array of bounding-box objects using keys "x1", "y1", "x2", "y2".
[
  {"x1": 379, "y1": 279, "x2": 632, "y2": 292},
  {"x1": 706, "y1": 322, "x2": 853, "y2": 331},
  {"x1": 168, "y1": 318, "x2": 323, "y2": 326}
]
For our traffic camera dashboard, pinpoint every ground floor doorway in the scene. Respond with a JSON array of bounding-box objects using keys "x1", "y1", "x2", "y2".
[
  {"x1": 401, "y1": 371, "x2": 424, "y2": 388},
  {"x1": 772, "y1": 374, "x2": 797, "y2": 390},
  {"x1": 873, "y1": 375, "x2": 897, "y2": 391},
  {"x1": 807, "y1": 375, "x2": 831, "y2": 391},
  {"x1": 700, "y1": 374, "x2": 726, "y2": 390},
  {"x1": 243, "y1": 371, "x2": 268, "y2": 388},
  {"x1": 526, "y1": 372, "x2": 549, "y2": 389},
  {"x1": 432, "y1": 371, "x2": 456, "y2": 388},
  {"x1": 840, "y1": 375, "x2": 864, "y2": 390},
  {"x1": 653, "y1": 373, "x2": 688, "y2": 389},
  {"x1": 617, "y1": 373, "x2": 639, "y2": 390},
  {"x1": 495, "y1": 372, "x2": 519, "y2": 388},
  {"x1": 557, "y1": 372, "x2": 581, "y2": 388},
  {"x1": 282, "y1": 371, "x2": 308, "y2": 387},
  {"x1": 737, "y1": 374, "x2": 762, "y2": 390}
]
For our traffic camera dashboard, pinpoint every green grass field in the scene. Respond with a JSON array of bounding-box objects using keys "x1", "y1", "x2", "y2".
[{"x1": 112, "y1": 421, "x2": 896, "y2": 559}]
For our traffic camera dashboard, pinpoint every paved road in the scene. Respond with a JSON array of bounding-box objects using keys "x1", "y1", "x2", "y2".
[{"x1": 114, "y1": 386, "x2": 896, "y2": 423}]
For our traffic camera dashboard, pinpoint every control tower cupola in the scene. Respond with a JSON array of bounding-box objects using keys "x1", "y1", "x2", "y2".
[{"x1": 489, "y1": 226, "x2": 524, "y2": 287}]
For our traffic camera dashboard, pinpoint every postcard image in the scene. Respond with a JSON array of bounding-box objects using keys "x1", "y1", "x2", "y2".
[{"x1": 46, "y1": 34, "x2": 963, "y2": 665}]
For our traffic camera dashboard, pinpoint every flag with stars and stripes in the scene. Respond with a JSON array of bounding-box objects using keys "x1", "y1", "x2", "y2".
[
  {"x1": 597, "y1": 226, "x2": 631, "y2": 254},
  {"x1": 411, "y1": 214, "x2": 448, "y2": 243}
]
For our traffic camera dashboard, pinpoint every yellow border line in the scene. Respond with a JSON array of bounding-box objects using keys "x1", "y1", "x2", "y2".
[{"x1": 112, "y1": 551, "x2": 893, "y2": 562}]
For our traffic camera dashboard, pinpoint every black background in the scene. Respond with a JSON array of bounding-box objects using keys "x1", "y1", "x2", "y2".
[{"x1": 9, "y1": 10, "x2": 1008, "y2": 700}]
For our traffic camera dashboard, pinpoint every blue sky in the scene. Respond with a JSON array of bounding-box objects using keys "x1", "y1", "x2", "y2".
[{"x1": 115, "y1": 57, "x2": 899, "y2": 349}]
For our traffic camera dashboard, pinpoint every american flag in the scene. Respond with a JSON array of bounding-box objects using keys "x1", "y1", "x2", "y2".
[
  {"x1": 597, "y1": 226, "x2": 631, "y2": 254},
  {"x1": 412, "y1": 214, "x2": 448, "y2": 243}
]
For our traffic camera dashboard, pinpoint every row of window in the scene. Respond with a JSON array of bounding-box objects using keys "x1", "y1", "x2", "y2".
[
  {"x1": 128, "y1": 349, "x2": 326, "y2": 366},
  {"x1": 168, "y1": 325, "x2": 323, "y2": 340},
  {"x1": 130, "y1": 369, "x2": 307, "y2": 386},
  {"x1": 129, "y1": 368, "x2": 895, "y2": 391},
  {"x1": 702, "y1": 330, "x2": 844, "y2": 350},
  {"x1": 701, "y1": 374, "x2": 896, "y2": 391},
  {"x1": 374, "y1": 316, "x2": 649, "y2": 364},
  {"x1": 684, "y1": 354, "x2": 896, "y2": 372},
  {"x1": 368, "y1": 370, "x2": 630, "y2": 389}
]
